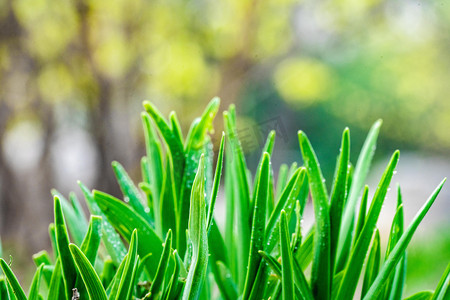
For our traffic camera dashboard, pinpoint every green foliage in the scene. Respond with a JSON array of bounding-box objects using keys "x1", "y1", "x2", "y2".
[{"x1": 0, "y1": 99, "x2": 448, "y2": 299}]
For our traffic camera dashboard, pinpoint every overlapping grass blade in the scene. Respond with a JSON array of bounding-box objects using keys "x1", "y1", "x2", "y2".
[
  {"x1": 0, "y1": 276, "x2": 7, "y2": 299},
  {"x1": 279, "y1": 211, "x2": 294, "y2": 300},
  {"x1": 295, "y1": 226, "x2": 314, "y2": 270},
  {"x1": 363, "y1": 178, "x2": 446, "y2": 300},
  {"x1": 178, "y1": 98, "x2": 219, "y2": 257},
  {"x1": 183, "y1": 154, "x2": 209, "y2": 300},
  {"x1": 215, "y1": 261, "x2": 239, "y2": 300},
  {"x1": 276, "y1": 164, "x2": 289, "y2": 201},
  {"x1": 80, "y1": 215, "x2": 103, "y2": 265},
  {"x1": 51, "y1": 190, "x2": 88, "y2": 245},
  {"x1": 93, "y1": 190, "x2": 164, "y2": 278},
  {"x1": 54, "y1": 196, "x2": 78, "y2": 300},
  {"x1": 361, "y1": 229, "x2": 380, "y2": 298},
  {"x1": 384, "y1": 188, "x2": 405, "y2": 300},
  {"x1": 337, "y1": 120, "x2": 382, "y2": 268},
  {"x1": 32, "y1": 250, "x2": 52, "y2": 286},
  {"x1": 293, "y1": 256, "x2": 314, "y2": 300},
  {"x1": 69, "y1": 244, "x2": 107, "y2": 300},
  {"x1": 149, "y1": 230, "x2": 172, "y2": 298},
  {"x1": 78, "y1": 181, "x2": 127, "y2": 267},
  {"x1": 223, "y1": 107, "x2": 251, "y2": 289},
  {"x1": 431, "y1": 263, "x2": 450, "y2": 300},
  {"x1": 336, "y1": 150, "x2": 399, "y2": 300},
  {"x1": 242, "y1": 152, "x2": 270, "y2": 299},
  {"x1": 207, "y1": 132, "x2": 225, "y2": 230},
  {"x1": 0, "y1": 258, "x2": 27, "y2": 300},
  {"x1": 329, "y1": 128, "x2": 350, "y2": 276},
  {"x1": 353, "y1": 186, "x2": 369, "y2": 246},
  {"x1": 265, "y1": 168, "x2": 306, "y2": 253},
  {"x1": 298, "y1": 131, "x2": 330, "y2": 300},
  {"x1": 115, "y1": 229, "x2": 139, "y2": 300},
  {"x1": 112, "y1": 161, "x2": 152, "y2": 225},
  {"x1": 141, "y1": 112, "x2": 164, "y2": 220},
  {"x1": 47, "y1": 258, "x2": 64, "y2": 300},
  {"x1": 404, "y1": 291, "x2": 434, "y2": 300},
  {"x1": 160, "y1": 153, "x2": 177, "y2": 237},
  {"x1": 27, "y1": 263, "x2": 43, "y2": 300},
  {"x1": 143, "y1": 101, "x2": 185, "y2": 193}
]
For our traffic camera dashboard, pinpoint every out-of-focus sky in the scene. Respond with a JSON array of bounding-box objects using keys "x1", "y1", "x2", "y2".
[{"x1": 0, "y1": 0, "x2": 449, "y2": 295}]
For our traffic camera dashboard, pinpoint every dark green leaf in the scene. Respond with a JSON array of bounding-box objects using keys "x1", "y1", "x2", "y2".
[
  {"x1": 115, "y1": 229, "x2": 139, "y2": 300},
  {"x1": 149, "y1": 230, "x2": 173, "y2": 297}
]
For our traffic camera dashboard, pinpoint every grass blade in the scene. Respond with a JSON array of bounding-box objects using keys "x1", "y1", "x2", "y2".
[
  {"x1": 69, "y1": 244, "x2": 107, "y2": 300},
  {"x1": 265, "y1": 168, "x2": 306, "y2": 253},
  {"x1": 27, "y1": 263, "x2": 43, "y2": 300},
  {"x1": 0, "y1": 276, "x2": 8, "y2": 299},
  {"x1": 329, "y1": 128, "x2": 350, "y2": 276},
  {"x1": 78, "y1": 181, "x2": 127, "y2": 267},
  {"x1": 141, "y1": 112, "x2": 164, "y2": 221},
  {"x1": 280, "y1": 211, "x2": 295, "y2": 300},
  {"x1": 47, "y1": 258, "x2": 64, "y2": 300},
  {"x1": 242, "y1": 152, "x2": 270, "y2": 299},
  {"x1": 276, "y1": 164, "x2": 289, "y2": 201},
  {"x1": 298, "y1": 131, "x2": 330, "y2": 300},
  {"x1": 0, "y1": 258, "x2": 27, "y2": 300},
  {"x1": 51, "y1": 190, "x2": 88, "y2": 245},
  {"x1": 361, "y1": 229, "x2": 380, "y2": 298},
  {"x1": 93, "y1": 190, "x2": 164, "y2": 278},
  {"x1": 115, "y1": 229, "x2": 139, "y2": 300},
  {"x1": 207, "y1": 132, "x2": 225, "y2": 230},
  {"x1": 223, "y1": 108, "x2": 251, "y2": 289},
  {"x1": 183, "y1": 155, "x2": 209, "y2": 300},
  {"x1": 54, "y1": 196, "x2": 77, "y2": 300},
  {"x1": 338, "y1": 120, "x2": 382, "y2": 267},
  {"x1": 215, "y1": 261, "x2": 239, "y2": 300},
  {"x1": 363, "y1": 178, "x2": 446, "y2": 300},
  {"x1": 431, "y1": 263, "x2": 450, "y2": 300},
  {"x1": 336, "y1": 150, "x2": 399, "y2": 300},
  {"x1": 80, "y1": 215, "x2": 103, "y2": 266},
  {"x1": 160, "y1": 153, "x2": 178, "y2": 237},
  {"x1": 149, "y1": 230, "x2": 173, "y2": 298},
  {"x1": 404, "y1": 291, "x2": 434, "y2": 300},
  {"x1": 112, "y1": 161, "x2": 152, "y2": 225}
]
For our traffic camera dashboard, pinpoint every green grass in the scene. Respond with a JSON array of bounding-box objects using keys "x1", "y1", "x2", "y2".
[{"x1": 0, "y1": 98, "x2": 449, "y2": 300}]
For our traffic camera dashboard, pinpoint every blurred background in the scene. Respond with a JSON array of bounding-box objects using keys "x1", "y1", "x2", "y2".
[{"x1": 0, "y1": 0, "x2": 449, "y2": 296}]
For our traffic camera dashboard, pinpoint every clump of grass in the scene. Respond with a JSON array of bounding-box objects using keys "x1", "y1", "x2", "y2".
[{"x1": 1, "y1": 98, "x2": 449, "y2": 300}]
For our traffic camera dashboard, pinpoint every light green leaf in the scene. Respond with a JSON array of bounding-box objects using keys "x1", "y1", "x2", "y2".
[
  {"x1": 149, "y1": 230, "x2": 172, "y2": 297},
  {"x1": 361, "y1": 229, "x2": 380, "y2": 298},
  {"x1": 403, "y1": 291, "x2": 433, "y2": 300},
  {"x1": 431, "y1": 263, "x2": 450, "y2": 300}
]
